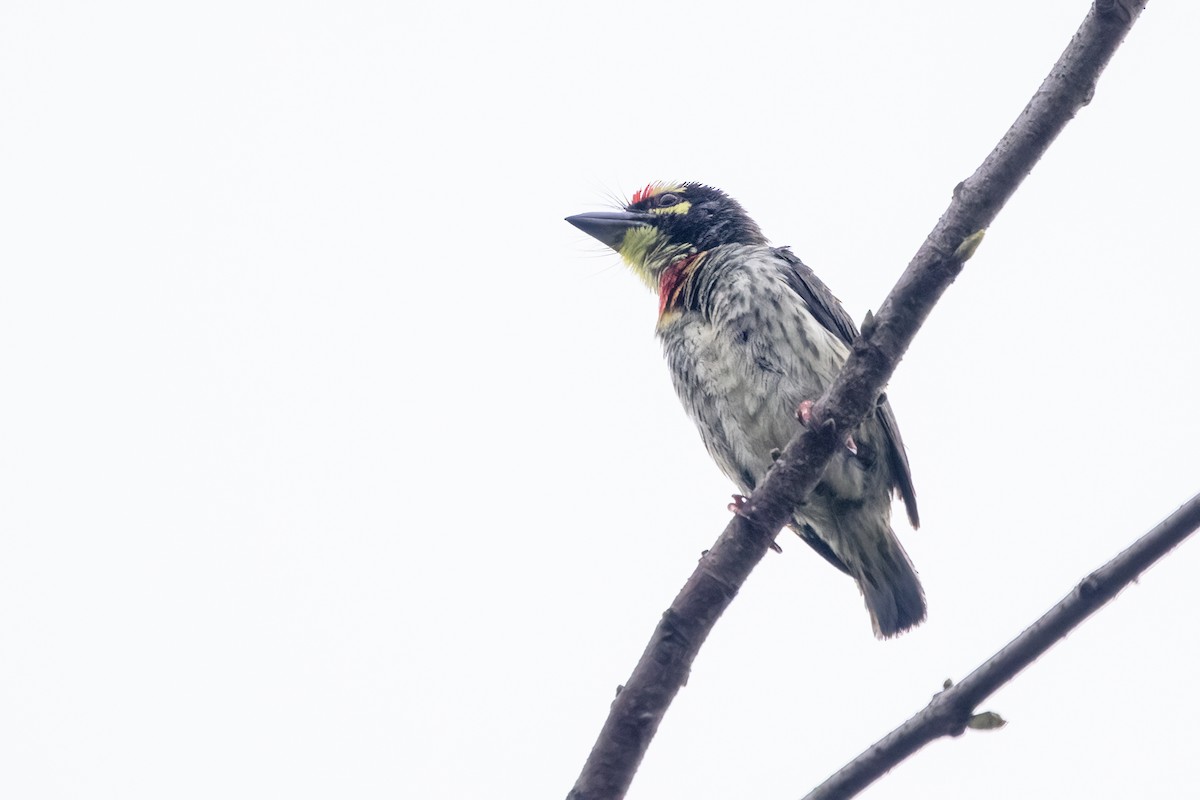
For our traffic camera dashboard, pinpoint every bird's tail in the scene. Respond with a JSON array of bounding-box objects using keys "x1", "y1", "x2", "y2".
[{"x1": 830, "y1": 510, "x2": 926, "y2": 638}]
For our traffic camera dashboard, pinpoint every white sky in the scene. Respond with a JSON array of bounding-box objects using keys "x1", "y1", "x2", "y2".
[{"x1": 2, "y1": 2, "x2": 1198, "y2": 798}]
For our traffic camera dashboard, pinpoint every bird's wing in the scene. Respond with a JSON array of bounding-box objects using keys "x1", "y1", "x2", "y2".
[
  {"x1": 775, "y1": 247, "x2": 920, "y2": 528},
  {"x1": 875, "y1": 396, "x2": 920, "y2": 528},
  {"x1": 775, "y1": 247, "x2": 861, "y2": 347}
]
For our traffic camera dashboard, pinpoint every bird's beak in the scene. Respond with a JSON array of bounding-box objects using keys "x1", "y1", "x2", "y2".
[{"x1": 565, "y1": 211, "x2": 653, "y2": 252}]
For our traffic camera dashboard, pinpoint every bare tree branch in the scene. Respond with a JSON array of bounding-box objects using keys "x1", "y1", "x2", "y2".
[
  {"x1": 804, "y1": 491, "x2": 1200, "y2": 800},
  {"x1": 567, "y1": 2, "x2": 1148, "y2": 798}
]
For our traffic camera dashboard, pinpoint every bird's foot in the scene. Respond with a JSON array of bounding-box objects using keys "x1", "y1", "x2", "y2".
[
  {"x1": 795, "y1": 399, "x2": 815, "y2": 426},
  {"x1": 796, "y1": 399, "x2": 858, "y2": 455},
  {"x1": 728, "y1": 495, "x2": 783, "y2": 553}
]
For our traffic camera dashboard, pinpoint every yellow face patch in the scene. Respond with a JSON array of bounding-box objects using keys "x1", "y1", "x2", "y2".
[
  {"x1": 617, "y1": 226, "x2": 665, "y2": 291},
  {"x1": 616, "y1": 182, "x2": 696, "y2": 291},
  {"x1": 633, "y1": 183, "x2": 691, "y2": 217},
  {"x1": 649, "y1": 200, "x2": 691, "y2": 216}
]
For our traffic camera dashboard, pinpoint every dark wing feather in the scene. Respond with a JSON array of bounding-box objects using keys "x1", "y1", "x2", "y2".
[
  {"x1": 775, "y1": 247, "x2": 861, "y2": 345},
  {"x1": 775, "y1": 247, "x2": 920, "y2": 528},
  {"x1": 877, "y1": 398, "x2": 920, "y2": 528}
]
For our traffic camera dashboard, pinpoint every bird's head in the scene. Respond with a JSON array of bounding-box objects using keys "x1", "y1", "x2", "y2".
[{"x1": 567, "y1": 182, "x2": 767, "y2": 291}]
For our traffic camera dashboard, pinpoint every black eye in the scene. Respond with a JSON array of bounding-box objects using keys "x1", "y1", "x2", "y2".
[{"x1": 656, "y1": 193, "x2": 680, "y2": 207}]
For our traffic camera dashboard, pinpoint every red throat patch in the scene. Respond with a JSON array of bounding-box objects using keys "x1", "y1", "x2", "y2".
[{"x1": 658, "y1": 253, "x2": 703, "y2": 317}]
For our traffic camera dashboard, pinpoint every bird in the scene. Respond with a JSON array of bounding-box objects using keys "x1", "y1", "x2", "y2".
[{"x1": 566, "y1": 182, "x2": 925, "y2": 637}]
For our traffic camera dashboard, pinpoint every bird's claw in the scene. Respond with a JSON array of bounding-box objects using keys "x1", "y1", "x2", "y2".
[
  {"x1": 795, "y1": 399, "x2": 815, "y2": 426},
  {"x1": 729, "y1": 494, "x2": 783, "y2": 553},
  {"x1": 797, "y1": 400, "x2": 857, "y2": 455}
]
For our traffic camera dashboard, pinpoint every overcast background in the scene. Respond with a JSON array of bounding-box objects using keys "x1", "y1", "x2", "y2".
[{"x1": 2, "y1": 2, "x2": 1198, "y2": 798}]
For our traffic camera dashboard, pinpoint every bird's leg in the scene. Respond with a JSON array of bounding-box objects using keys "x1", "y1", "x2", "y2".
[
  {"x1": 796, "y1": 399, "x2": 858, "y2": 455},
  {"x1": 728, "y1": 494, "x2": 783, "y2": 553}
]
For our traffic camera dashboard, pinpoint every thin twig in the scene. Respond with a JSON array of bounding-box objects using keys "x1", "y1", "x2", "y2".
[
  {"x1": 804, "y1": 491, "x2": 1200, "y2": 800},
  {"x1": 567, "y1": 2, "x2": 1148, "y2": 798}
]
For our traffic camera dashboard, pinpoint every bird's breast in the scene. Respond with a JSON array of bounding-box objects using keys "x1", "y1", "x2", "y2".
[{"x1": 656, "y1": 250, "x2": 851, "y2": 490}]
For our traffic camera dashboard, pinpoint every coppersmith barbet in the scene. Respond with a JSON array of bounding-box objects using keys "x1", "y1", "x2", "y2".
[{"x1": 567, "y1": 182, "x2": 925, "y2": 637}]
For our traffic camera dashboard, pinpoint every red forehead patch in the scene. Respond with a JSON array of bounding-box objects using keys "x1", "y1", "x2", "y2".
[{"x1": 631, "y1": 183, "x2": 660, "y2": 205}]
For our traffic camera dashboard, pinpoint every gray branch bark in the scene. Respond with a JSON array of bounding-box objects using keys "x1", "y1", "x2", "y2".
[{"x1": 567, "y1": 3, "x2": 1149, "y2": 798}]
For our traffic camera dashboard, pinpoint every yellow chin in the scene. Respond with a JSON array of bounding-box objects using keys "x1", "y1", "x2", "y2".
[{"x1": 617, "y1": 226, "x2": 665, "y2": 291}]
